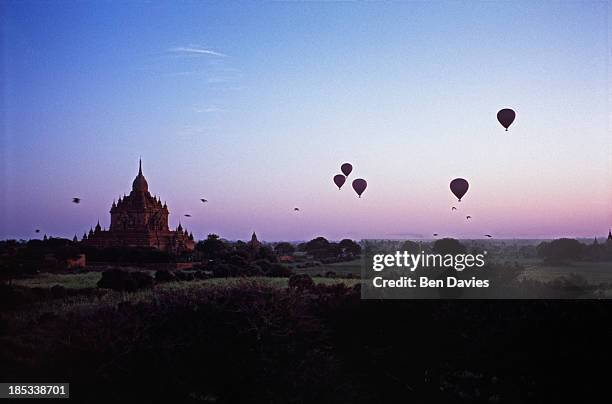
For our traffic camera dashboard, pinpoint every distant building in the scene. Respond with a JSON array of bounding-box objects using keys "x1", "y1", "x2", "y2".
[
  {"x1": 278, "y1": 255, "x2": 294, "y2": 263},
  {"x1": 82, "y1": 160, "x2": 194, "y2": 254},
  {"x1": 248, "y1": 232, "x2": 261, "y2": 251},
  {"x1": 66, "y1": 254, "x2": 86, "y2": 269},
  {"x1": 608, "y1": 229, "x2": 612, "y2": 241}
]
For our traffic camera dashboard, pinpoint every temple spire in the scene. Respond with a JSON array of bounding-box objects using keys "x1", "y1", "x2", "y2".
[{"x1": 132, "y1": 158, "x2": 148, "y2": 192}]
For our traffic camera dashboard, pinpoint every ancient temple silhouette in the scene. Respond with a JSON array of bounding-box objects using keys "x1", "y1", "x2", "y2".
[{"x1": 82, "y1": 160, "x2": 194, "y2": 253}]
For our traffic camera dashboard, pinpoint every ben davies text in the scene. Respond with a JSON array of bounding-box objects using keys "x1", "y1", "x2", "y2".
[{"x1": 372, "y1": 276, "x2": 490, "y2": 288}]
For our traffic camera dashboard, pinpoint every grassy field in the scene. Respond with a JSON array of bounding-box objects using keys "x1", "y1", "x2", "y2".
[
  {"x1": 12, "y1": 271, "x2": 104, "y2": 289},
  {"x1": 296, "y1": 258, "x2": 612, "y2": 285},
  {"x1": 11, "y1": 270, "x2": 360, "y2": 291},
  {"x1": 11, "y1": 258, "x2": 612, "y2": 292},
  {"x1": 6, "y1": 275, "x2": 360, "y2": 327},
  {"x1": 291, "y1": 259, "x2": 362, "y2": 277},
  {"x1": 520, "y1": 260, "x2": 612, "y2": 284}
]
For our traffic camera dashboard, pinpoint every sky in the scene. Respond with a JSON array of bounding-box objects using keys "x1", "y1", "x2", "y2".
[{"x1": 1, "y1": 1, "x2": 611, "y2": 241}]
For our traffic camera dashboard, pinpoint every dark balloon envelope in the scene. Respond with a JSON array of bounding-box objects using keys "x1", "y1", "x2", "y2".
[
  {"x1": 497, "y1": 108, "x2": 516, "y2": 131},
  {"x1": 352, "y1": 178, "x2": 367, "y2": 198},
  {"x1": 341, "y1": 163, "x2": 353, "y2": 176},
  {"x1": 333, "y1": 174, "x2": 346, "y2": 190},
  {"x1": 450, "y1": 178, "x2": 469, "y2": 202}
]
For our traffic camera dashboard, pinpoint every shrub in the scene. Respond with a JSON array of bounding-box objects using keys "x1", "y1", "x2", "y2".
[
  {"x1": 254, "y1": 259, "x2": 273, "y2": 273},
  {"x1": 175, "y1": 271, "x2": 195, "y2": 281},
  {"x1": 97, "y1": 268, "x2": 137, "y2": 292},
  {"x1": 194, "y1": 270, "x2": 212, "y2": 280},
  {"x1": 0, "y1": 284, "x2": 18, "y2": 310},
  {"x1": 50, "y1": 284, "x2": 67, "y2": 299},
  {"x1": 288, "y1": 274, "x2": 315, "y2": 291},
  {"x1": 155, "y1": 270, "x2": 177, "y2": 283},
  {"x1": 267, "y1": 264, "x2": 293, "y2": 278},
  {"x1": 131, "y1": 271, "x2": 154, "y2": 289},
  {"x1": 211, "y1": 263, "x2": 235, "y2": 278}
]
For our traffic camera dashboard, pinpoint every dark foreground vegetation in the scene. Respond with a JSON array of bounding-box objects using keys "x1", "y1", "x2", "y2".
[
  {"x1": 2, "y1": 237, "x2": 611, "y2": 402},
  {"x1": 1, "y1": 281, "x2": 611, "y2": 403}
]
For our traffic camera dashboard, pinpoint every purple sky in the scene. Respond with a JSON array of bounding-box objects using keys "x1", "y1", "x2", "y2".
[{"x1": 2, "y1": 1, "x2": 610, "y2": 241}]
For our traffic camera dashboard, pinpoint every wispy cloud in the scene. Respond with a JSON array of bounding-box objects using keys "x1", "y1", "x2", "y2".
[
  {"x1": 168, "y1": 46, "x2": 227, "y2": 57},
  {"x1": 162, "y1": 44, "x2": 241, "y2": 85},
  {"x1": 161, "y1": 70, "x2": 205, "y2": 77},
  {"x1": 194, "y1": 105, "x2": 226, "y2": 113},
  {"x1": 205, "y1": 67, "x2": 242, "y2": 84},
  {"x1": 176, "y1": 124, "x2": 208, "y2": 141}
]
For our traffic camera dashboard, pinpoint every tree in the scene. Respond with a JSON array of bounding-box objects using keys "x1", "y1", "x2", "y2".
[
  {"x1": 198, "y1": 234, "x2": 227, "y2": 258},
  {"x1": 537, "y1": 239, "x2": 584, "y2": 261},
  {"x1": 274, "y1": 242, "x2": 295, "y2": 255},
  {"x1": 400, "y1": 240, "x2": 421, "y2": 254},
  {"x1": 305, "y1": 237, "x2": 331, "y2": 258},
  {"x1": 256, "y1": 246, "x2": 278, "y2": 262},
  {"x1": 339, "y1": 239, "x2": 361, "y2": 255},
  {"x1": 432, "y1": 238, "x2": 466, "y2": 255}
]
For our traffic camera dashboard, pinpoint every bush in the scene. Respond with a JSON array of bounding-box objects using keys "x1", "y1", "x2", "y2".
[
  {"x1": 155, "y1": 270, "x2": 177, "y2": 283},
  {"x1": 97, "y1": 269, "x2": 137, "y2": 292},
  {"x1": 50, "y1": 284, "x2": 67, "y2": 299},
  {"x1": 254, "y1": 259, "x2": 273, "y2": 273},
  {"x1": 288, "y1": 274, "x2": 315, "y2": 291},
  {"x1": 131, "y1": 271, "x2": 154, "y2": 289},
  {"x1": 175, "y1": 271, "x2": 195, "y2": 281},
  {"x1": 211, "y1": 263, "x2": 237, "y2": 278},
  {"x1": 194, "y1": 270, "x2": 212, "y2": 280},
  {"x1": 0, "y1": 284, "x2": 18, "y2": 310},
  {"x1": 267, "y1": 264, "x2": 293, "y2": 278}
]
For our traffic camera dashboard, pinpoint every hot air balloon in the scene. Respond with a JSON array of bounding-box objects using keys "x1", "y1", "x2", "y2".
[
  {"x1": 341, "y1": 163, "x2": 353, "y2": 176},
  {"x1": 497, "y1": 108, "x2": 516, "y2": 131},
  {"x1": 352, "y1": 178, "x2": 367, "y2": 198},
  {"x1": 333, "y1": 174, "x2": 346, "y2": 190},
  {"x1": 450, "y1": 178, "x2": 469, "y2": 202}
]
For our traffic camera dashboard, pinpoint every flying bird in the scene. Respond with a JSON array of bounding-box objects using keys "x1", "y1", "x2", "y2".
[
  {"x1": 72, "y1": 197, "x2": 81, "y2": 204},
  {"x1": 200, "y1": 198, "x2": 208, "y2": 203},
  {"x1": 294, "y1": 207, "x2": 300, "y2": 211},
  {"x1": 35, "y1": 229, "x2": 40, "y2": 233},
  {"x1": 484, "y1": 234, "x2": 492, "y2": 238},
  {"x1": 184, "y1": 214, "x2": 192, "y2": 217},
  {"x1": 433, "y1": 233, "x2": 439, "y2": 236},
  {"x1": 466, "y1": 216, "x2": 472, "y2": 220},
  {"x1": 451, "y1": 207, "x2": 457, "y2": 211}
]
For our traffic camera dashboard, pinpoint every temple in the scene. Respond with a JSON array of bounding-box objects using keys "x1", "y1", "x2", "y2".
[{"x1": 82, "y1": 160, "x2": 195, "y2": 254}]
